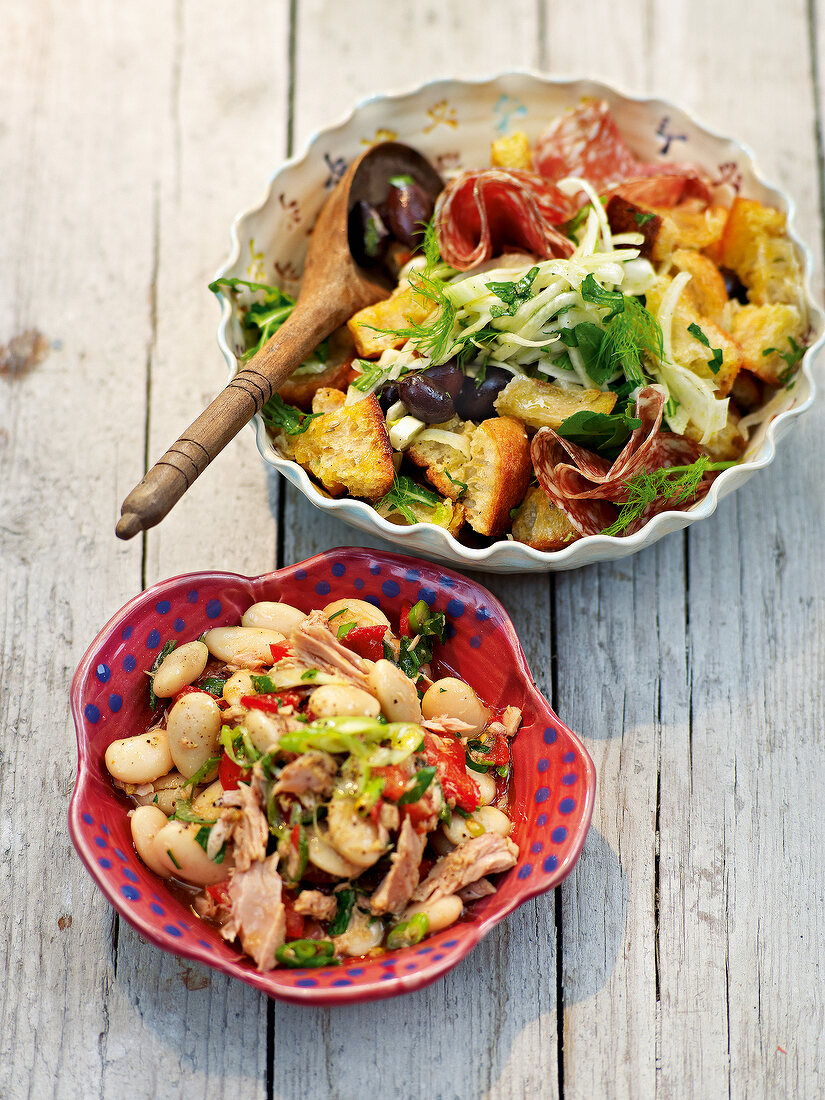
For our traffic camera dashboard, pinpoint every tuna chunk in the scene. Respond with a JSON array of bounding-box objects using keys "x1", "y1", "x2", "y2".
[
  {"x1": 291, "y1": 610, "x2": 372, "y2": 688},
  {"x1": 457, "y1": 877, "x2": 496, "y2": 903},
  {"x1": 273, "y1": 751, "x2": 337, "y2": 798},
  {"x1": 370, "y1": 817, "x2": 427, "y2": 916},
  {"x1": 212, "y1": 780, "x2": 268, "y2": 872},
  {"x1": 294, "y1": 889, "x2": 337, "y2": 922},
  {"x1": 421, "y1": 716, "x2": 475, "y2": 736},
  {"x1": 499, "y1": 706, "x2": 522, "y2": 738},
  {"x1": 221, "y1": 854, "x2": 285, "y2": 971},
  {"x1": 412, "y1": 833, "x2": 519, "y2": 903}
]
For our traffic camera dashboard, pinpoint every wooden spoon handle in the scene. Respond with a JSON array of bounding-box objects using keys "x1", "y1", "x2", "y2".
[{"x1": 116, "y1": 300, "x2": 343, "y2": 539}]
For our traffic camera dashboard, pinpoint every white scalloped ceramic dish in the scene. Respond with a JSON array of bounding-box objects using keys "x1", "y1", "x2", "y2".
[{"x1": 213, "y1": 72, "x2": 823, "y2": 573}]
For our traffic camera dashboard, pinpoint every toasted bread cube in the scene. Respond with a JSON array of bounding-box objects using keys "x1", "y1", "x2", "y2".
[
  {"x1": 375, "y1": 492, "x2": 465, "y2": 536},
  {"x1": 311, "y1": 387, "x2": 347, "y2": 414},
  {"x1": 511, "y1": 487, "x2": 579, "y2": 551},
  {"x1": 278, "y1": 326, "x2": 354, "y2": 410},
  {"x1": 646, "y1": 276, "x2": 743, "y2": 397},
  {"x1": 729, "y1": 302, "x2": 804, "y2": 384},
  {"x1": 491, "y1": 131, "x2": 533, "y2": 171},
  {"x1": 293, "y1": 394, "x2": 394, "y2": 500},
  {"x1": 717, "y1": 197, "x2": 802, "y2": 307},
  {"x1": 494, "y1": 375, "x2": 617, "y2": 430},
  {"x1": 463, "y1": 416, "x2": 531, "y2": 537},
  {"x1": 407, "y1": 417, "x2": 474, "y2": 501},
  {"x1": 683, "y1": 407, "x2": 746, "y2": 462},
  {"x1": 347, "y1": 284, "x2": 434, "y2": 358},
  {"x1": 671, "y1": 249, "x2": 729, "y2": 325}
]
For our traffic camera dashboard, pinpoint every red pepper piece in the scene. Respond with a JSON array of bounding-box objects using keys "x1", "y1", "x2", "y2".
[
  {"x1": 218, "y1": 754, "x2": 248, "y2": 791},
  {"x1": 473, "y1": 733, "x2": 510, "y2": 767},
  {"x1": 173, "y1": 685, "x2": 208, "y2": 702},
  {"x1": 206, "y1": 881, "x2": 231, "y2": 907},
  {"x1": 371, "y1": 765, "x2": 409, "y2": 802},
  {"x1": 283, "y1": 895, "x2": 305, "y2": 940},
  {"x1": 422, "y1": 733, "x2": 479, "y2": 812},
  {"x1": 341, "y1": 624, "x2": 388, "y2": 661},
  {"x1": 270, "y1": 642, "x2": 291, "y2": 663},
  {"x1": 241, "y1": 691, "x2": 301, "y2": 714},
  {"x1": 399, "y1": 600, "x2": 413, "y2": 637}
]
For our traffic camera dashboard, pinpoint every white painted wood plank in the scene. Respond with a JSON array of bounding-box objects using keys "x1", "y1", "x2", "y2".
[{"x1": 274, "y1": 4, "x2": 561, "y2": 1099}]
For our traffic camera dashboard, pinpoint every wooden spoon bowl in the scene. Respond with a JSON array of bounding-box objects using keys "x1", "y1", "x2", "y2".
[{"x1": 115, "y1": 142, "x2": 442, "y2": 540}]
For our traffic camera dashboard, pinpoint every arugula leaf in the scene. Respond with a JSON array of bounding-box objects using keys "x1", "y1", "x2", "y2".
[
  {"x1": 147, "y1": 640, "x2": 176, "y2": 712},
  {"x1": 209, "y1": 277, "x2": 329, "y2": 365},
  {"x1": 260, "y1": 393, "x2": 318, "y2": 435},
  {"x1": 573, "y1": 322, "x2": 612, "y2": 384},
  {"x1": 351, "y1": 358, "x2": 394, "y2": 393},
  {"x1": 687, "y1": 322, "x2": 724, "y2": 375},
  {"x1": 556, "y1": 409, "x2": 643, "y2": 459},
  {"x1": 601, "y1": 457, "x2": 737, "y2": 536},
  {"x1": 764, "y1": 336, "x2": 806, "y2": 385},
  {"x1": 376, "y1": 475, "x2": 446, "y2": 525},
  {"x1": 487, "y1": 266, "x2": 539, "y2": 317}
]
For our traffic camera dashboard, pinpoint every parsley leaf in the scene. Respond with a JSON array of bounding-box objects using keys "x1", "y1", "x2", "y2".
[
  {"x1": 687, "y1": 322, "x2": 724, "y2": 375},
  {"x1": 260, "y1": 393, "x2": 318, "y2": 435},
  {"x1": 556, "y1": 409, "x2": 643, "y2": 459},
  {"x1": 634, "y1": 212, "x2": 656, "y2": 226},
  {"x1": 487, "y1": 266, "x2": 539, "y2": 317},
  {"x1": 763, "y1": 336, "x2": 806, "y2": 385},
  {"x1": 147, "y1": 640, "x2": 176, "y2": 711}
]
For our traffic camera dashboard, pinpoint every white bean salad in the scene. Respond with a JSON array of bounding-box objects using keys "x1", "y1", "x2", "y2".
[{"x1": 105, "y1": 596, "x2": 522, "y2": 970}]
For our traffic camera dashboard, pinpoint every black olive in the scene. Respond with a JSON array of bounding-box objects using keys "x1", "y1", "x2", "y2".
[
  {"x1": 454, "y1": 367, "x2": 513, "y2": 422},
  {"x1": 348, "y1": 201, "x2": 390, "y2": 268},
  {"x1": 720, "y1": 265, "x2": 749, "y2": 304},
  {"x1": 377, "y1": 382, "x2": 400, "y2": 415},
  {"x1": 418, "y1": 360, "x2": 464, "y2": 398},
  {"x1": 383, "y1": 181, "x2": 435, "y2": 250},
  {"x1": 397, "y1": 372, "x2": 455, "y2": 423}
]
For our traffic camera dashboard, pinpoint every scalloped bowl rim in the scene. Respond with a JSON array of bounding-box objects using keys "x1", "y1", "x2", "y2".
[
  {"x1": 68, "y1": 548, "x2": 596, "y2": 1004},
  {"x1": 212, "y1": 71, "x2": 823, "y2": 570}
]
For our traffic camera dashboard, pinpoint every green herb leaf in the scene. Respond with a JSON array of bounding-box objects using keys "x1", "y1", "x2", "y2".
[
  {"x1": 250, "y1": 673, "x2": 278, "y2": 694},
  {"x1": 336, "y1": 621, "x2": 357, "y2": 639},
  {"x1": 443, "y1": 470, "x2": 468, "y2": 498},
  {"x1": 601, "y1": 458, "x2": 737, "y2": 536},
  {"x1": 300, "y1": 669, "x2": 319, "y2": 682},
  {"x1": 386, "y1": 912, "x2": 429, "y2": 950},
  {"x1": 275, "y1": 939, "x2": 337, "y2": 969},
  {"x1": 259, "y1": 393, "x2": 318, "y2": 435},
  {"x1": 556, "y1": 409, "x2": 642, "y2": 459},
  {"x1": 376, "y1": 475, "x2": 444, "y2": 525},
  {"x1": 763, "y1": 336, "x2": 806, "y2": 385},
  {"x1": 487, "y1": 266, "x2": 539, "y2": 317},
  {"x1": 209, "y1": 277, "x2": 329, "y2": 365},
  {"x1": 199, "y1": 676, "x2": 228, "y2": 698},
  {"x1": 634, "y1": 212, "x2": 656, "y2": 226},
  {"x1": 579, "y1": 274, "x2": 663, "y2": 385},
  {"x1": 687, "y1": 322, "x2": 724, "y2": 375},
  {"x1": 147, "y1": 640, "x2": 177, "y2": 711},
  {"x1": 327, "y1": 888, "x2": 356, "y2": 936},
  {"x1": 181, "y1": 757, "x2": 221, "y2": 791},
  {"x1": 397, "y1": 765, "x2": 437, "y2": 804},
  {"x1": 326, "y1": 607, "x2": 350, "y2": 621}
]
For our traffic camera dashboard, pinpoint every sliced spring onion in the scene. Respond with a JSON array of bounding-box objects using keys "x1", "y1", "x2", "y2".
[
  {"x1": 275, "y1": 940, "x2": 337, "y2": 969},
  {"x1": 386, "y1": 912, "x2": 429, "y2": 950}
]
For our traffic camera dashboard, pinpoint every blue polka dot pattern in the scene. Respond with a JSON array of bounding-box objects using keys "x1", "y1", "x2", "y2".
[
  {"x1": 146, "y1": 629, "x2": 161, "y2": 649},
  {"x1": 446, "y1": 598, "x2": 465, "y2": 618},
  {"x1": 353, "y1": 578, "x2": 364, "y2": 590},
  {"x1": 165, "y1": 924, "x2": 183, "y2": 938},
  {"x1": 186, "y1": 589, "x2": 199, "y2": 603},
  {"x1": 109, "y1": 694, "x2": 122, "y2": 713},
  {"x1": 381, "y1": 580, "x2": 400, "y2": 598},
  {"x1": 315, "y1": 581, "x2": 331, "y2": 596},
  {"x1": 405, "y1": 569, "x2": 421, "y2": 581},
  {"x1": 332, "y1": 979, "x2": 352, "y2": 986},
  {"x1": 121, "y1": 885, "x2": 140, "y2": 901},
  {"x1": 475, "y1": 607, "x2": 491, "y2": 621},
  {"x1": 205, "y1": 599, "x2": 222, "y2": 619},
  {"x1": 535, "y1": 787, "x2": 550, "y2": 804},
  {"x1": 552, "y1": 826, "x2": 568, "y2": 844},
  {"x1": 297, "y1": 978, "x2": 318, "y2": 987},
  {"x1": 331, "y1": 562, "x2": 346, "y2": 577},
  {"x1": 82, "y1": 813, "x2": 93, "y2": 825},
  {"x1": 369, "y1": 564, "x2": 381, "y2": 575},
  {"x1": 122, "y1": 655, "x2": 136, "y2": 672},
  {"x1": 156, "y1": 600, "x2": 171, "y2": 615},
  {"x1": 543, "y1": 855, "x2": 559, "y2": 873},
  {"x1": 559, "y1": 798, "x2": 576, "y2": 815},
  {"x1": 174, "y1": 618, "x2": 185, "y2": 632},
  {"x1": 538, "y1": 758, "x2": 550, "y2": 772},
  {"x1": 562, "y1": 751, "x2": 575, "y2": 763},
  {"x1": 469, "y1": 636, "x2": 482, "y2": 648},
  {"x1": 531, "y1": 842, "x2": 543, "y2": 854},
  {"x1": 440, "y1": 576, "x2": 455, "y2": 588},
  {"x1": 98, "y1": 858, "x2": 112, "y2": 869},
  {"x1": 543, "y1": 727, "x2": 558, "y2": 744},
  {"x1": 537, "y1": 813, "x2": 548, "y2": 826},
  {"x1": 95, "y1": 663, "x2": 111, "y2": 683},
  {"x1": 84, "y1": 704, "x2": 100, "y2": 724},
  {"x1": 295, "y1": 569, "x2": 307, "y2": 580},
  {"x1": 417, "y1": 587, "x2": 436, "y2": 606},
  {"x1": 151, "y1": 903, "x2": 165, "y2": 915},
  {"x1": 123, "y1": 868, "x2": 139, "y2": 883},
  {"x1": 121, "y1": 625, "x2": 133, "y2": 640},
  {"x1": 365, "y1": 595, "x2": 381, "y2": 609},
  {"x1": 94, "y1": 836, "x2": 106, "y2": 849},
  {"x1": 562, "y1": 773, "x2": 577, "y2": 786},
  {"x1": 517, "y1": 865, "x2": 532, "y2": 879}
]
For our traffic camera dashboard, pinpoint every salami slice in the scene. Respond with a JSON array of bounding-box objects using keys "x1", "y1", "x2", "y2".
[
  {"x1": 534, "y1": 99, "x2": 712, "y2": 208},
  {"x1": 530, "y1": 385, "x2": 711, "y2": 536},
  {"x1": 434, "y1": 168, "x2": 575, "y2": 270}
]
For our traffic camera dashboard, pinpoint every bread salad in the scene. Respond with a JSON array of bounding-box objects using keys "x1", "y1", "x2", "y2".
[
  {"x1": 104, "y1": 597, "x2": 521, "y2": 970},
  {"x1": 214, "y1": 99, "x2": 809, "y2": 547}
]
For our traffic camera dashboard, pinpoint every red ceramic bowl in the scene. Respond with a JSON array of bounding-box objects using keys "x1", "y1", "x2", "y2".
[{"x1": 69, "y1": 548, "x2": 596, "y2": 1005}]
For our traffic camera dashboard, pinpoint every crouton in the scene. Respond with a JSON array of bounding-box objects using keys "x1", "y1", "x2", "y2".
[
  {"x1": 347, "y1": 284, "x2": 434, "y2": 358},
  {"x1": 494, "y1": 375, "x2": 617, "y2": 431},
  {"x1": 293, "y1": 394, "x2": 394, "y2": 500},
  {"x1": 606, "y1": 196, "x2": 727, "y2": 263},
  {"x1": 311, "y1": 387, "x2": 347, "y2": 414},
  {"x1": 375, "y1": 491, "x2": 466, "y2": 536},
  {"x1": 511, "y1": 487, "x2": 580, "y2": 551},
  {"x1": 646, "y1": 276, "x2": 743, "y2": 397},
  {"x1": 716, "y1": 197, "x2": 803, "y2": 307},
  {"x1": 683, "y1": 407, "x2": 747, "y2": 462},
  {"x1": 671, "y1": 249, "x2": 729, "y2": 325},
  {"x1": 728, "y1": 302, "x2": 805, "y2": 384},
  {"x1": 278, "y1": 326, "x2": 354, "y2": 409},
  {"x1": 406, "y1": 417, "x2": 475, "y2": 500},
  {"x1": 462, "y1": 417, "x2": 531, "y2": 537},
  {"x1": 491, "y1": 131, "x2": 533, "y2": 171}
]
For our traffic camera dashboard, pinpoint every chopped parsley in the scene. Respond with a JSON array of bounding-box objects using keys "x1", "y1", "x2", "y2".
[
  {"x1": 147, "y1": 640, "x2": 176, "y2": 712},
  {"x1": 687, "y1": 322, "x2": 724, "y2": 375},
  {"x1": 260, "y1": 393, "x2": 318, "y2": 435},
  {"x1": 634, "y1": 211, "x2": 656, "y2": 226},
  {"x1": 487, "y1": 266, "x2": 539, "y2": 317},
  {"x1": 764, "y1": 336, "x2": 806, "y2": 386}
]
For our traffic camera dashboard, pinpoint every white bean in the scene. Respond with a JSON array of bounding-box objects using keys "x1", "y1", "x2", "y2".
[
  {"x1": 166, "y1": 692, "x2": 222, "y2": 779},
  {"x1": 202, "y1": 626, "x2": 286, "y2": 667},
  {"x1": 403, "y1": 894, "x2": 463, "y2": 934},
  {"x1": 327, "y1": 798, "x2": 385, "y2": 870},
  {"x1": 306, "y1": 825, "x2": 363, "y2": 878},
  {"x1": 421, "y1": 677, "x2": 490, "y2": 736},
  {"x1": 152, "y1": 821, "x2": 231, "y2": 886},
  {"x1": 441, "y1": 814, "x2": 479, "y2": 847},
  {"x1": 322, "y1": 598, "x2": 391, "y2": 630},
  {"x1": 192, "y1": 779, "x2": 225, "y2": 822},
  {"x1": 476, "y1": 805, "x2": 513, "y2": 837},
  {"x1": 222, "y1": 669, "x2": 254, "y2": 706},
  {"x1": 368, "y1": 659, "x2": 421, "y2": 723},
  {"x1": 309, "y1": 684, "x2": 380, "y2": 718},
  {"x1": 133, "y1": 770, "x2": 187, "y2": 815},
  {"x1": 472, "y1": 769, "x2": 497, "y2": 806},
  {"x1": 152, "y1": 641, "x2": 209, "y2": 699},
  {"x1": 244, "y1": 708, "x2": 285, "y2": 754},
  {"x1": 241, "y1": 600, "x2": 306, "y2": 633},
  {"x1": 130, "y1": 805, "x2": 171, "y2": 878},
  {"x1": 105, "y1": 730, "x2": 173, "y2": 785}
]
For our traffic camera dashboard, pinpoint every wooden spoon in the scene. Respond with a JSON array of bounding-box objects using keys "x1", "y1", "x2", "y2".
[{"x1": 115, "y1": 142, "x2": 443, "y2": 539}]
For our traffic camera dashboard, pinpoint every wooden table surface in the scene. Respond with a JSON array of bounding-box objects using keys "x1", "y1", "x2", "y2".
[{"x1": 2, "y1": 1, "x2": 824, "y2": 1097}]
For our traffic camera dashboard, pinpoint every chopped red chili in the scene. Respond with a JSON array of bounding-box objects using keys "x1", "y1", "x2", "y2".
[
  {"x1": 218, "y1": 754, "x2": 248, "y2": 791},
  {"x1": 270, "y1": 642, "x2": 291, "y2": 663},
  {"x1": 422, "y1": 733, "x2": 479, "y2": 812},
  {"x1": 341, "y1": 624, "x2": 388, "y2": 661}
]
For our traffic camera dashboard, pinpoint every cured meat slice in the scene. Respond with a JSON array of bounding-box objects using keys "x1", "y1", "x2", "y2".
[
  {"x1": 434, "y1": 168, "x2": 575, "y2": 270},
  {"x1": 534, "y1": 99, "x2": 711, "y2": 208},
  {"x1": 531, "y1": 385, "x2": 710, "y2": 536}
]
